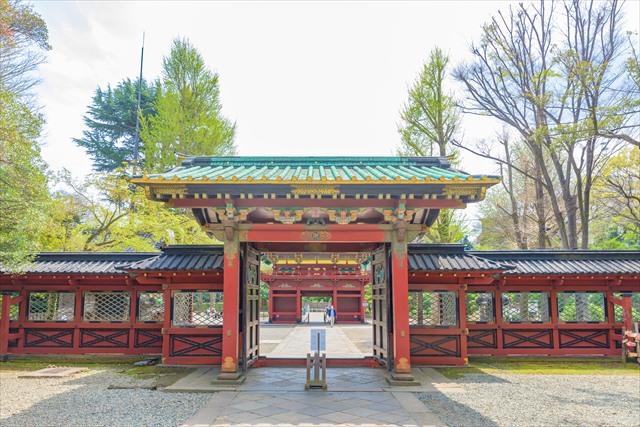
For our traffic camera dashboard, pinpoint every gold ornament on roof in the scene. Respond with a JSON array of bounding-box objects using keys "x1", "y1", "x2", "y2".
[{"x1": 291, "y1": 185, "x2": 340, "y2": 195}]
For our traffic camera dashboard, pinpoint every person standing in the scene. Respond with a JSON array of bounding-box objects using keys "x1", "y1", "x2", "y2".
[{"x1": 329, "y1": 305, "x2": 336, "y2": 327}]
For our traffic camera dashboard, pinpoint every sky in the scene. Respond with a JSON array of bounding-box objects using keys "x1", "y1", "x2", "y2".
[{"x1": 32, "y1": 1, "x2": 640, "y2": 182}]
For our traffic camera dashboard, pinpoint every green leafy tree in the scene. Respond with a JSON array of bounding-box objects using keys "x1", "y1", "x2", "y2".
[
  {"x1": 73, "y1": 78, "x2": 160, "y2": 172},
  {"x1": 398, "y1": 47, "x2": 461, "y2": 158},
  {"x1": 0, "y1": 90, "x2": 51, "y2": 270},
  {"x1": 398, "y1": 47, "x2": 465, "y2": 243},
  {"x1": 589, "y1": 146, "x2": 640, "y2": 249},
  {"x1": 142, "y1": 38, "x2": 236, "y2": 171},
  {"x1": 45, "y1": 169, "x2": 213, "y2": 252}
]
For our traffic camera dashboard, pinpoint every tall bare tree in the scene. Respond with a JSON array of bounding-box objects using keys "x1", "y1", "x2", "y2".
[
  {"x1": 454, "y1": 0, "x2": 633, "y2": 248},
  {"x1": 0, "y1": 0, "x2": 51, "y2": 104}
]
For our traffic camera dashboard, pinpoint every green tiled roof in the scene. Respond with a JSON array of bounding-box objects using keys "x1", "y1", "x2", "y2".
[{"x1": 137, "y1": 156, "x2": 500, "y2": 184}]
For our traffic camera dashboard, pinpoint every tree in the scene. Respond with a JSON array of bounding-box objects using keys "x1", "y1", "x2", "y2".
[
  {"x1": 0, "y1": 0, "x2": 51, "y2": 103},
  {"x1": 588, "y1": 146, "x2": 640, "y2": 249},
  {"x1": 0, "y1": 90, "x2": 51, "y2": 269},
  {"x1": 398, "y1": 47, "x2": 461, "y2": 157},
  {"x1": 476, "y1": 129, "x2": 560, "y2": 249},
  {"x1": 454, "y1": 0, "x2": 634, "y2": 248},
  {"x1": 73, "y1": 78, "x2": 160, "y2": 172},
  {"x1": 398, "y1": 47, "x2": 466, "y2": 243},
  {"x1": 47, "y1": 170, "x2": 213, "y2": 252},
  {"x1": 142, "y1": 38, "x2": 236, "y2": 171}
]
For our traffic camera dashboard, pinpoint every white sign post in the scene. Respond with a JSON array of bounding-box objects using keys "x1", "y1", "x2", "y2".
[
  {"x1": 310, "y1": 329, "x2": 326, "y2": 352},
  {"x1": 306, "y1": 329, "x2": 328, "y2": 389}
]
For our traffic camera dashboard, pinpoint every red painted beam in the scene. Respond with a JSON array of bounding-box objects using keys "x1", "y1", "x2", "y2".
[{"x1": 241, "y1": 224, "x2": 389, "y2": 243}]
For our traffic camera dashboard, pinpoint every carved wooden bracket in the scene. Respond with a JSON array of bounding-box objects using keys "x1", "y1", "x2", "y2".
[
  {"x1": 394, "y1": 220, "x2": 407, "y2": 243},
  {"x1": 222, "y1": 219, "x2": 237, "y2": 242}
]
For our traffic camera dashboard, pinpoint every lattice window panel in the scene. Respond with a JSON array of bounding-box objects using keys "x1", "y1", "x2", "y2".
[
  {"x1": 172, "y1": 292, "x2": 223, "y2": 327},
  {"x1": 409, "y1": 291, "x2": 458, "y2": 327},
  {"x1": 613, "y1": 293, "x2": 640, "y2": 322},
  {"x1": 466, "y1": 292, "x2": 494, "y2": 323},
  {"x1": 501, "y1": 292, "x2": 550, "y2": 323},
  {"x1": 557, "y1": 292, "x2": 605, "y2": 323},
  {"x1": 138, "y1": 292, "x2": 164, "y2": 322},
  {"x1": 28, "y1": 292, "x2": 75, "y2": 322},
  {"x1": 0, "y1": 293, "x2": 21, "y2": 321},
  {"x1": 83, "y1": 292, "x2": 130, "y2": 322}
]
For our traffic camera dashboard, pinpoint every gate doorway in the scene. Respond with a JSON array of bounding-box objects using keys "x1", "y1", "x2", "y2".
[
  {"x1": 300, "y1": 295, "x2": 332, "y2": 324},
  {"x1": 256, "y1": 248, "x2": 383, "y2": 367}
]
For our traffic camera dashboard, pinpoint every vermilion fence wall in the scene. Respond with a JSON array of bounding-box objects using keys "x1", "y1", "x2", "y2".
[
  {"x1": 2, "y1": 247, "x2": 638, "y2": 366},
  {"x1": 0, "y1": 277, "x2": 163, "y2": 357}
]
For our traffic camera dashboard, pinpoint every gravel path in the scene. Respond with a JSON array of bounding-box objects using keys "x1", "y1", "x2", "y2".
[
  {"x1": 0, "y1": 369, "x2": 212, "y2": 427},
  {"x1": 419, "y1": 373, "x2": 640, "y2": 427}
]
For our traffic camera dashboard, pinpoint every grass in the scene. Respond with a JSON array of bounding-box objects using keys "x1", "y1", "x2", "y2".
[
  {"x1": 0, "y1": 357, "x2": 196, "y2": 387},
  {"x1": 437, "y1": 356, "x2": 640, "y2": 379}
]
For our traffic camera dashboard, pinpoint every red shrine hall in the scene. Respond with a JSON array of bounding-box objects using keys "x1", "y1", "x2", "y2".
[
  {"x1": 1, "y1": 156, "x2": 638, "y2": 384},
  {"x1": 262, "y1": 252, "x2": 370, "y2": 324}
]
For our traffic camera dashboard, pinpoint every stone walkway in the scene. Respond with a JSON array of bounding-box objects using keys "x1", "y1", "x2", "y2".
[
  {"x1": 265, "y1": 324, "x2": 366, "y2": 359},
  {"x1": 175, "y1": 367, "x2": 462, "y2": 426},
  {"x1": 260, "y1": 313, "x2": 372, "y2": 358},
  {"x1": 176, "y1": 314, "x2": 461, "y2": 426}
]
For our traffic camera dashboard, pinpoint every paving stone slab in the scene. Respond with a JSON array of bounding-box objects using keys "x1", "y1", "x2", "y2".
[{"x1": 18, "y1": 367, "x2": 88, "y2": 378}]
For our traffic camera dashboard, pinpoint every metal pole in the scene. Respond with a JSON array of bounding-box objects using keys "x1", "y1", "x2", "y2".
[{"x1": 132, "y1": 32, "x2": 145, "y2": 174}]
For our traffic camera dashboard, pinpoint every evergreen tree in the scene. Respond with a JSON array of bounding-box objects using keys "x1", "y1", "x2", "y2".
[{"x1": 74, "y1": 78, "x2": 159, "y2": 172}]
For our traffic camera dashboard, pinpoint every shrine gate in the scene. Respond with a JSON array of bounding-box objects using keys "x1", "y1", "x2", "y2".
[
  {"x1": 133, "y1": 155, "x2": 498, "y2": 382},
  {"x1": 1, "y1": 156, "x2": 638, "y2": 384}
]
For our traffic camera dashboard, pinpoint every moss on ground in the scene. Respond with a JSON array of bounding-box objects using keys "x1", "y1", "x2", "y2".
[{"x1": 437, "y1": 356, "x2": 640, "y2": 379}]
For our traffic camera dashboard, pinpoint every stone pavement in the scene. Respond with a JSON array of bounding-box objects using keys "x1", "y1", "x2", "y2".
[
  {"x1": 175, "y1": 367, "x2": 462, "y2": 426},
  {"x1": 260, "y1": 312, "x2": 372, "y2": 358},
  {"x1": 175, "y1": 314, "x2": 461, "y2": 426},
  {"x1": 265, "y1": 324, "x2": 366, "y2": 359}
]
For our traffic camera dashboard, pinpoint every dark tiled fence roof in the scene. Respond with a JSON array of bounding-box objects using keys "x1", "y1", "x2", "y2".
[
  {"x1": 472, "y1": 250, "x2": 640, "y2": 275},
  {"x1": 125, "y1": 245, "x2": 224, "y2": 271},
  {"x1": 407, "y1": 245, "x2": 504, "y2": 271},
  {"x1": 2, "y1": 253, "x2": 156, "y2": 275},
  {"x1": 3, "y1": 246, "x2": 638, "y2": 276}
]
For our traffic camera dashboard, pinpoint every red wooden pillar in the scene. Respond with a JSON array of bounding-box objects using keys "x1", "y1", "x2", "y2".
[
  {"x1": 161, "y1": 287, "x2": 172, "y2": 363},
  {"x1": 458, "y1": 286, "x2": 468, "y2": 364},
  {"x1": 0, "y1": 293, "x2": 12, "y2": 360},
  {"x1": 128, "y1": 290, "x2": 137, "y2": 353},
  {"x1": 621, "y1": 293, "x2": 633, "y2": 331},
  {"x1": 296, "y1": 288, "x2": 301, "y2": 323},
  {"x1": 495, "y1": 288, "x2": 504, "y2": 351},
  {"x1": 549, "y1": 288, "x2": 560, "y2": 352},
  {"x1": 73, "y1": 289, "x2": 83, "y2": 353},
  {"x1": 219, "y1": 240, "x2": 241, "y2": 378},
  {"x1": 1, "y1": 292, "x2": 25, "y2": 358},
  {"x1": 360, "y1": 284, "x2": 365, "y2": 322},
  {"x1": 268, "y1": 283, "x2": 274, "y2": 323},
  {"x1": 391, "y1": 240, "x2": 412, "y2": 378}
]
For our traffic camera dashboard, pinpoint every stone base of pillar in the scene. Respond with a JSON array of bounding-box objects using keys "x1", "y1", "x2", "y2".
[
  {"x1": 214, "y1": 372, "x2": 246, "y2": 385},
  {"x1": 386, "y1": 372, "x2": 421, "y2": 386}
]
